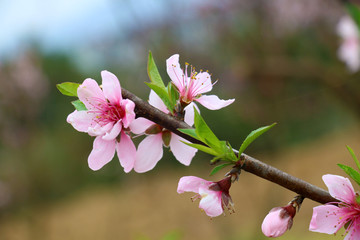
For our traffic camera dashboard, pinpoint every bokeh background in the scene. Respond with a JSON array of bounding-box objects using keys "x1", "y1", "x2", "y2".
[{"x1": 1, "y1": 0, "x2": 360, "y2": 239}]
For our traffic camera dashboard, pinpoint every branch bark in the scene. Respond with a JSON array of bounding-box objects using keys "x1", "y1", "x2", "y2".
[{"x1": 122, "y1": 88, "x2": 338, "y2": 204}]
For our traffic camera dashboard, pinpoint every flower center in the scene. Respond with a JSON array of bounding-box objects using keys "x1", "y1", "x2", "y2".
[{"x1": 89, "y1": 98, "x2": 125, "y2": 126}]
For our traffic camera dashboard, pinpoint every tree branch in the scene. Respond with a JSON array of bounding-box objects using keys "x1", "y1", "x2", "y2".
[{"x1": 122, "y1": 88, "x2": 337, "y2": 204}]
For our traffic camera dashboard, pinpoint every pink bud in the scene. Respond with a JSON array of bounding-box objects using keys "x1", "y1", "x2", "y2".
[{"x1": 261, "y1": 206, "x2": 294, "y2": 238}]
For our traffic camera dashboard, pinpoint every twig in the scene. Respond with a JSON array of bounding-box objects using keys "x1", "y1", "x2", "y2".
[{"x1": 122, "y1": 88, "x2": 338, "y2": 204}]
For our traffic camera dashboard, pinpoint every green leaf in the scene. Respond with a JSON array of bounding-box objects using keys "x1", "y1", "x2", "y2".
[
  {"x1": 347, "y1": 145, "x2": 360, "y2": 171},
  {"x1": 182, "y1": 142, "x2": 218, "y2": 156},
  {"x1": 238, "y1": 123, "x2": 276, "y2": 155},
  {"x1": 225, "y1": 141, "x2": 238, "y2": 162},
  {"x1": 71, "y1": 100, "x2": 87, "y2": 111},
  {"x1": 210, "y1": 163, "x2": 233, "y2": 176},
  {"x1": 346, "y1": 3, "x2": 360, "y2": 29},
  {"x1": 178, "y1": 128, "x2": 201, "y2": 141},
  {"x1": 145, "y1": 82, "x2": 174, "y2": 112},
  {"x1": 56, "y1": 82, "x2": 80, "y2": 97},
  {"x1": 338, "y1": 164, "x2": 360, "y2": 186},
  {"x1": 167, "y1": 82, "x2": 179, "y2": 108},
  {"x1": 147, "y1": 51, "x2": 166, "y2": 89},
  {"x1": 193, "y1": 108, "x2": 222, "y2": 152}
]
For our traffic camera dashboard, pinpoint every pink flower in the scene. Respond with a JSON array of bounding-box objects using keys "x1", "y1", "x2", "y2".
[
  {"x1": 67, "y1": 71, "x2": 136, "y2": 172},
  {"x1": 130, "y1": 91, "x2": 197, "y2": 173},
  {"x1": 177, "y1": 176, "x2": 234, "y2": 218},
  {"x1": 262, "y1": 206, "x2": 295, "y2": 238},
  {"x1": 337, "y1": 16, "x2": 360, "y2": 72},
  {"x1": 309, "y1": 174, "x2": 360, "y2": 239},
  {"x1": 166, "y1": 54, "x2": 234, "y2": 124}
]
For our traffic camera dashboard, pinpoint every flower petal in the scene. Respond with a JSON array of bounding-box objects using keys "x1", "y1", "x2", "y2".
[
  {"x1": 323, "y1": 174, "x2": 355, "y2": 203},
  {"x1": 102, "y1": 120, "x2": 122, "y2": 141},
  {"x1": 309, "y1": 205, "x2": 343, "y2": 234},
  {"x1": 184, "y1": 102, "x2": 199, "y2": 126},
  {"x1": 88, "y1": 122, "x2": 113, "y2": 137},
  {"x1": 166, "y1": 54, "x2": 185, "y2": 92},
  {"x1": 177, "y1": 176, "x2": 211, "y2": 194},
  {"x1": 121, "y1": 99, "x2": 136, "y2": 128},
  {"x1": 134, "y1": 134, "x2": 163, "y2": 173},
  {"x1": 129, "y1": 117, "x2": 154, "y2": 134},
  {"x1": 195, "y1": 95, "x2": 235, "y2": 110},
  {"x1": 191, "y1": 72, "x2": 213, "y2": 95},
  {"x1": 198, "y1": 187, "x2": 223, "y2": 217},
  {"x1": 66, "y1": 110, "x2": 96, "y2": 132},
  {"x1": 101, "y1": 70, "x2": 122, "y2": 104},
  {"x1": 169, "y1": 134, "x2": 197, "y2": 166},
  {"x1": 149, "y1": 90, "x2": 169, "y2": 113},
  {"x1": 77, "y1": 78, "x2": 105, "y2": 110},
  {"x1": 88, "y1": 136, "x2": 116, "y2": 171},
  {"x1": 344, "y1": 220, "x2": 360, "y2": 240},
  {"x1": 116, "y1": 131, "x2": 136, "y2": 173}
]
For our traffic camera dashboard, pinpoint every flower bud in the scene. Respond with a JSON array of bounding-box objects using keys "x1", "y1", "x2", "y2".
[
  {"x1": 261, "y1": 195, "x2": 303, "y2": 238},
  {"x1": 261, "y1": 206, "x2": 294, "y2": 238}
]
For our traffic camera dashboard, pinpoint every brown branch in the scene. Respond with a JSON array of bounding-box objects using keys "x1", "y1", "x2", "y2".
[{"x1": 122, "y1": 88, "x2": 338, "y2": 204}]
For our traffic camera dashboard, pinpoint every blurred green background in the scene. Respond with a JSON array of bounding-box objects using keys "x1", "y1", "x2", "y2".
[{"x1": 0, "y1": 0, "x2": 360, "y2": 239}]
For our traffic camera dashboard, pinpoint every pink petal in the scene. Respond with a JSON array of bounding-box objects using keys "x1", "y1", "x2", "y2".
[
  {"x1": 184, "y1": 102, "x2": 199, "y2": 126},
  {"x1": 196, "y1": 95, "x2": 235, "y2": 110},
  {"x1": 121, "y1": 99, "x2": 136, "y2": 128},
  {"x1": 323, "y1": 174, "x2": 355, "y2": 204},
  {"x1": 134, "y1": 134, "x2": 163, "y2": 173},
  {"x1": 66, "y1": 110, "x2": 96, "y2": 132},
  {"x1": 149, "y1": 90, "x2": 169, "y2": 113},
  {"x1": 129, "y1": 117, "x2": 154, "y2": 134},
  {"x1": 88, "y1": 136, "x2": 116, "y2": 171},
  {"x1": 191, "y1": 72, "x2": 213, "y2": 95},
  {"x1": 177, "y1": 176, "x2": 211, "y2": 194},
  {"x1": 116, "y1": 131, "x2": 136, "y2": 173},
  {"x1": 102, "y1": 120, "x2": 122, "y2": 141},
  {"x1": 337, "y1": 16, "x2": 359, "y2": 39},
  {"x1": 344, "y1": 221, "x2": 360, "y2": 240},
  {"x1": 309, "y1": 205, "x2": 344, "y2": 234},
  {"x1": 198, "y1": 187, "x2": 223, "y2": 217},
  {"x1": 169, "y1": 134, "x2": 197, "y2": 166},
  {"x1": 166, "y1": 54, "x2": 185, "y2": 92},
  {"x1": 77, "y1": 78, "x2": 105, "y2": 110},
  {"x1": 88, "y1": 122, "x2": 113, "y2": 137},
  {"x1": 101, "y1": 70, "x2": 122, "y2": 104}
]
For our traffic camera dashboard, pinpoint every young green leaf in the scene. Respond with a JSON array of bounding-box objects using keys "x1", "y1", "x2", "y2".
[
  {"x1": 181, "y1": 142, "x2": 218, "y2": 156},
  {"x1": 145, "y1": 82, "x2": 175, "y2": 112},
  {"x1": 338, "y1": 163, "x2": 360, "y2": 186},
  {"x1": 193, "y1": 108, "x2": 222, "y2": 152},
  {"x1": 346, "y1": 3, "x2": 360, "y2": 29},
  {"x1": 210, "y1": 163, "x2": 233, "y2": 176},
  {"x1": 167, "y1": 83, "x2": 179, "y2": 108},
  {"x1": 178, "y1": 128, "x2": 201, "y2": 141},
  {"x1": 146, "y1": 52, "x2": 175, "y2": 112},
  {"x1": 147, "y1": 51, "x2": 166, "y2": 89},
  {"x1": 347, "y1": 145, "x2": 360, "y2": 172},
  {"x1": 71, "y1": 100, "x2": 87, "y2": 111},
  {"x1": 56, "y1": 82, "x2": 80, "y2": 97},
  {"x1": 238, "y1": 123, "x2": 276, "y2": 155}
]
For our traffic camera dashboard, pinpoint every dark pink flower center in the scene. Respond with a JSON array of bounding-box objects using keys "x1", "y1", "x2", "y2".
[{"x1": 89, "y1": 98, "x2": 125, "y2": 126}]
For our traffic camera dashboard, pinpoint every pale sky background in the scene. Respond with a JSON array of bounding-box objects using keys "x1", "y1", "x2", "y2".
[{"x1": 0, "y1": 0, "x2": 168, "y2": 60}]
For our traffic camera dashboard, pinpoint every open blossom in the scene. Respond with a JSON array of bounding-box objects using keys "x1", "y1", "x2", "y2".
[
  {"x1": 177, "y1": 176, "x2": 234, "y2": 218},
  {"x1": 337, "y1": 16, "x2": 360, "y2": 72},
  {"x1": 166, "y1": 54, "x2": 234, "y2": 125},
  {"x1": 309, "y1": 174, "x2": 360, "y2": 239},
  {"x1": 67, "y1": 70, "x2": 136, "y2": 172},
  {"x1": 130, "y1": 90, "x2": 197, "y2": 173}
]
